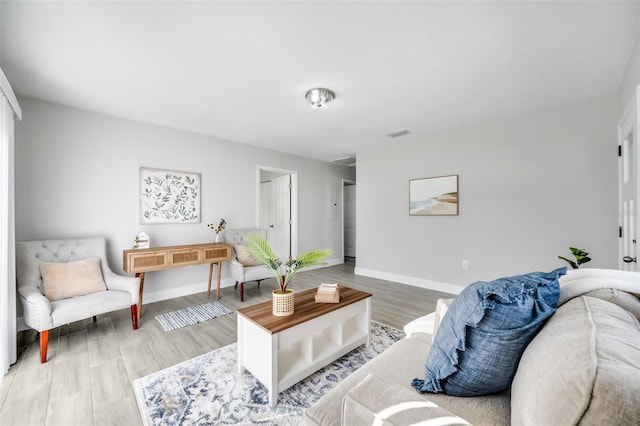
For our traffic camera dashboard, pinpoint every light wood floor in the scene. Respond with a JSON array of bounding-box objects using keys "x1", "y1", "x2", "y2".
[{"x1": 0, "y1": 259, "x2": 452, "y2": 426}]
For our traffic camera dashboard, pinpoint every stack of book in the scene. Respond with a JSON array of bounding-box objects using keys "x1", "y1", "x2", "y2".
[{"x1": 315, "y1": 283, "x2": 340, "y2": 303}]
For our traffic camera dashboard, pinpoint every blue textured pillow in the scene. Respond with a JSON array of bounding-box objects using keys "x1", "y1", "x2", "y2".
[{"x1": 412, "y1": 267, "x2": 565, "y2": 396}]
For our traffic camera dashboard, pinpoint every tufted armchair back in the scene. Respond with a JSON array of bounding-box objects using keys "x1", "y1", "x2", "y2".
[
  {"x1": 16, "y1": 237, "x2": 113, "y2": 295},
  {"x1": 222, "y1": 228, "x2": 268, "y2": 258}
]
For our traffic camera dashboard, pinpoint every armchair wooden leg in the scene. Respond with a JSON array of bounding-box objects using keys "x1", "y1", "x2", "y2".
[
  {"x1": 234, "y1": 281, "x2": 238, "y2": 289},
  {"x1": 40, "y1": 330, "x2": 49, "y2": 363},
  {"x1": 240, "y1": 282, "x2": 244, "y2": 302},
  {"x1": 131, "y1": 305, "x2": 139, "y2": 330}
]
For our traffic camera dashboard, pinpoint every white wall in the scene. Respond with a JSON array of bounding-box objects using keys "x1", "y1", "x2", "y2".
[
  {"x1": 15, "y1": 97, "x2": 355, "y2": 307},
  {"x1": 356, "y1": 97, "x2": 618, "y2": 293},
  {"x1": 618, "y1": 37, "x2": 640, "y2": 114},
  {"x1": 617, "y1": 9, "x2": 640, "y2": 114}
]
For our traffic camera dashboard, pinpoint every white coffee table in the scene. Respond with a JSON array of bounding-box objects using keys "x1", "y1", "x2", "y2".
[{"x1": 237, "y1": 287, "x2": 372, "y2": 407}]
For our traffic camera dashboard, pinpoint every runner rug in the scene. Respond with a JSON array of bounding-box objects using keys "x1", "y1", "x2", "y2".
[
  {"x1": 133, "y1": 321, "x2": 404, "y2": 425},
  {"x1": 154, "y1": 301, "x2": 232, "y2": 332}
]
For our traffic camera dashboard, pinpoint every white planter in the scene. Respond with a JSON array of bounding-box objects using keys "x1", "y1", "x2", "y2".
[{"x1": 272, "y1": 289, "x2": 294, "y2": 316}]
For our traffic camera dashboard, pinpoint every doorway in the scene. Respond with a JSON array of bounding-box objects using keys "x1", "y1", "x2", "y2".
[
  {"x1": 342, "y1": 179, "x2": 356, "y2": 260},
  {"x1": 258, "y1": 166, "x2": 298, "y2": 260},
  {"x1": 618, "y1": 87, "x2": 639, "y2": 271}
]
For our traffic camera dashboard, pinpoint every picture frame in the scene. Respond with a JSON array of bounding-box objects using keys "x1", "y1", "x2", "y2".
[
  {"x1": 409, "y1": 174, "x2": 459, "y2": 216},
  {"x1": 140, "y1": 167, "x2": 201, "y2": 224}
]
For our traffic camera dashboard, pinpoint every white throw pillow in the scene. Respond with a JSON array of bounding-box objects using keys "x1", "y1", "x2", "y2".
[{"x1": 40, "y1": 257, "x2": 107, "y2": 301}]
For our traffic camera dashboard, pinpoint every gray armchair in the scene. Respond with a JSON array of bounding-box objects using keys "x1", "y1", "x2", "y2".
[
  {"x1": 16, "y1": 237, "x2": 139, "y2": 363},
  {"x1": 223, "y1": 228, "x2": 275, "y2": 301}
]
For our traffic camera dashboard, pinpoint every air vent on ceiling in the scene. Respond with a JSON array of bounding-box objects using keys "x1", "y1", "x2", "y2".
[
  {"x1": 331, "y1": 156, "x2": 356, "y2": 167},
  {"x1": 387, "y1": 129, "x2": 411, "y2": 138}
]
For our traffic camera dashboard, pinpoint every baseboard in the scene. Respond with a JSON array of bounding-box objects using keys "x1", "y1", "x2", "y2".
[
  {"x1": 324, "y1": 257, "x2": 344, "y2": 267},
  {"x1": 354, "y1": 267, "x2": 464, "y2": 296},
  {"x1": 141, "y1": 277, "x2": 237, "y2": 305}
]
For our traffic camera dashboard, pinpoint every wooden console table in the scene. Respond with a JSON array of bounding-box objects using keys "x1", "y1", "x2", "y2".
[{"x1": 123, "y1": 243, "x2": 232, "y2": 319}]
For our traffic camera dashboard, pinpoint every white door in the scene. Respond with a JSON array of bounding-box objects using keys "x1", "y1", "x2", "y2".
[
  {"x1": 618, "y1": 90, "x2": 639, "y2": 271},
  {"x1": 259, "y1": 181, "x2": 271, "y2": 230},
  {"x1": 344, "y1": 184, "x2": 356, "y2": 258},
  {"x1": 269, "y1": 175, "x2": 291, "y2": 260}
]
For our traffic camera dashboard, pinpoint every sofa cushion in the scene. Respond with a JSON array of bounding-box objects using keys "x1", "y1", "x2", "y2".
[
  {"x1": 40, "y1": 257, "x2": 107, "y2": 301},
  {"x1": 304, "y1": 334, "x2": 511, "y2": 426},
  {"x1": 343, "y1": 374, "x2": 470, "y2": 425},
  {"x1": 511, "y1": 296, "x2": 640, "y2": 426},
  {"x1": 583, "y1": 288, "x2": 640, "y2": 321},
  {"x1": 412, "y1": 267, "x2": 564, "y2": 396},
  {"x1": 234, "y1": 244, "x2": 262, "y2": 266}
]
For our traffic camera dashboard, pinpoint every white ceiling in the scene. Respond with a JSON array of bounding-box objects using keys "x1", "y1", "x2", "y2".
[{"x1": 2, "y1": 1, "x2": 639, "y2": 162}]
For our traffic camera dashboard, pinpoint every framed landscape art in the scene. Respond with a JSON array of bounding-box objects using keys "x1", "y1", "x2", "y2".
[
  {"x1": 140, "y1": 167, "x2": 201, "y2": 224},
  {"x1": 409, "y1": 175, "x2": 459, "y2": 216}
]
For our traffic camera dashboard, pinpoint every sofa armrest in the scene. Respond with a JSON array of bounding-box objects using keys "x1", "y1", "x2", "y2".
[
  {"x1": 433, "y1": 298, "x2": 454, "y2": 337},
  {"x1": 18, "y1": 286, "x2": 53, "y2": 331},
  {"x1": 103, "y1": 269, "x2": 140, "y2": 305},
  {"x1": 342, "y1": 374, "x2": 469, "y2": 426},
  {"x1": 403, "y1": 298, "x2": 455, "y2": 339},
  {"x1": 403, "y1": 312, "x2": 435, "y2": 338}
]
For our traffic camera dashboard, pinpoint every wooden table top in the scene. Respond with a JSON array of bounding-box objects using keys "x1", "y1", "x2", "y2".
[{"x1": 237, "y1": 286, "x2": 372, "y2": 334}]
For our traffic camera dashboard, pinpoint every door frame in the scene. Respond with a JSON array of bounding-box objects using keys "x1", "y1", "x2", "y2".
[
  {"x1": 257, "y1": 165, "x2": 298, "y2": 259},
  {"x1": 617, "y1": 86, "x2": 640, "y2": 270},
  {"x1": 341, "y1": 178, "x2": 356, "y2": 261}
]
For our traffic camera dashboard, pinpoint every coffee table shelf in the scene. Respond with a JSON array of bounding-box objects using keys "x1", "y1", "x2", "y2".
[{"x1": 237, "y1": 287, "x2": 372, "y2": 406}]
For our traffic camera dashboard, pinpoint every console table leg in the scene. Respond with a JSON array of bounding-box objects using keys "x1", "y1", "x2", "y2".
[
  {"x1": 136, "y1": 272, "x2": 145, "y2": 320},
  {"x1": 207, "y1": 263, "x2": 214, "y2": 296},
  {"x1": 216, "y1": 261, "x2": 223, "y2": 300}
]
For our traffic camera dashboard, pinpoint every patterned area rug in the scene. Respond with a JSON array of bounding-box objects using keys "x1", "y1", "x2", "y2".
[
  {"x1": 133, "y1": 321, "x2": 404, "y2": 425},
  {"x1": 154, "y1": 302, "x2": 232, "y2": 331}
]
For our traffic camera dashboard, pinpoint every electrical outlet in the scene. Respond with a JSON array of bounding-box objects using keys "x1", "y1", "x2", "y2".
[{"x1": 462, "y1": 260, "x2": 469, "y2": 270}]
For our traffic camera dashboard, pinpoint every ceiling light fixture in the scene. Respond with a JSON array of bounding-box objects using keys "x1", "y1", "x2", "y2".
[{"x1": 305, "y1": 88, "x2": 335, "y2": 109}]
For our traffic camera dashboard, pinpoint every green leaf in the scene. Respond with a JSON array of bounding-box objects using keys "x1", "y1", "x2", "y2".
[
  {"x1": 243, "y1": 234, "x2": 331, "y2": 292},
  {"x1": 557, "y1": 255, "x2": 578, "y2": 269}
]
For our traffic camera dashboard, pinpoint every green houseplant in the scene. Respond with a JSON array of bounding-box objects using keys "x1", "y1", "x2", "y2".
[
  {"x1": 558, "y1": 247, "x2": 591, "y2": 269},
  {"x1": 244, "y1": 233, "x2": 331, "y2": 294}
]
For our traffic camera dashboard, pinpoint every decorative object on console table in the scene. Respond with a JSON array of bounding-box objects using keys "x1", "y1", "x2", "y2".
[
  {"x1": 140, "y1": 167, "x2": 201, "y2": 224},
  {"x1": 409, "y1": 174, "x2": 459, "y2": 216},
  {"x1": 207, "y1": 218, "x2": 227, "y2": 243},
  {"x1": 315, "y1": 283, "x2": 340, "y2": 303},
  {"x1": 244, "y1": 234, "x2": 331, "y2": 316},
  {"x1": 133, "y1": 231, "x2": 149, "y2": 249},
  {"x1": 123, "y1": 242, "x2": 232, "y2": 319}
]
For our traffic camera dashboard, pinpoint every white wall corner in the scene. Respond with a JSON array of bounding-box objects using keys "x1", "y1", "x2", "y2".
[
  {"x1": 354, "y1": 267, "x2": 464, "y2": 296},
  {"x1": 16, "y1": 316, "x2": 27, "y2": 333}
]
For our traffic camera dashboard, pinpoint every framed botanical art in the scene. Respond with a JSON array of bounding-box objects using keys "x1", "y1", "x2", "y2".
[
  {"x1": 409, "y1": 174, "x2": 459, "y2": 216},
  {"x1": 140, "y1": 167, "x2": 201, "y2": 224}
]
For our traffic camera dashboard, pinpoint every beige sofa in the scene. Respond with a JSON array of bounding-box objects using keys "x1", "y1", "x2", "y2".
[{"x1": 304, "y1": 269, "x2": 640, "y2": 425}]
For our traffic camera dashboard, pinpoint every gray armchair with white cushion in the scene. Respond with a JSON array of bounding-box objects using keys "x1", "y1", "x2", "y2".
[
  {"x1": 16, "y1": 237, "x2": 139, "y2": 363},
  {"x1": 222, "y1": 228, "x2": 274, "y2": 301}
]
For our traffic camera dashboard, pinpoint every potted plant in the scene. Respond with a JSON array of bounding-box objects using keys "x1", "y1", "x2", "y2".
[
  {"x1": 244, "y1": 233, "x2": 331, "y2": 316},
  {"x1": 558, "y1": 247, "x2": 591, "y2": 269}
]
